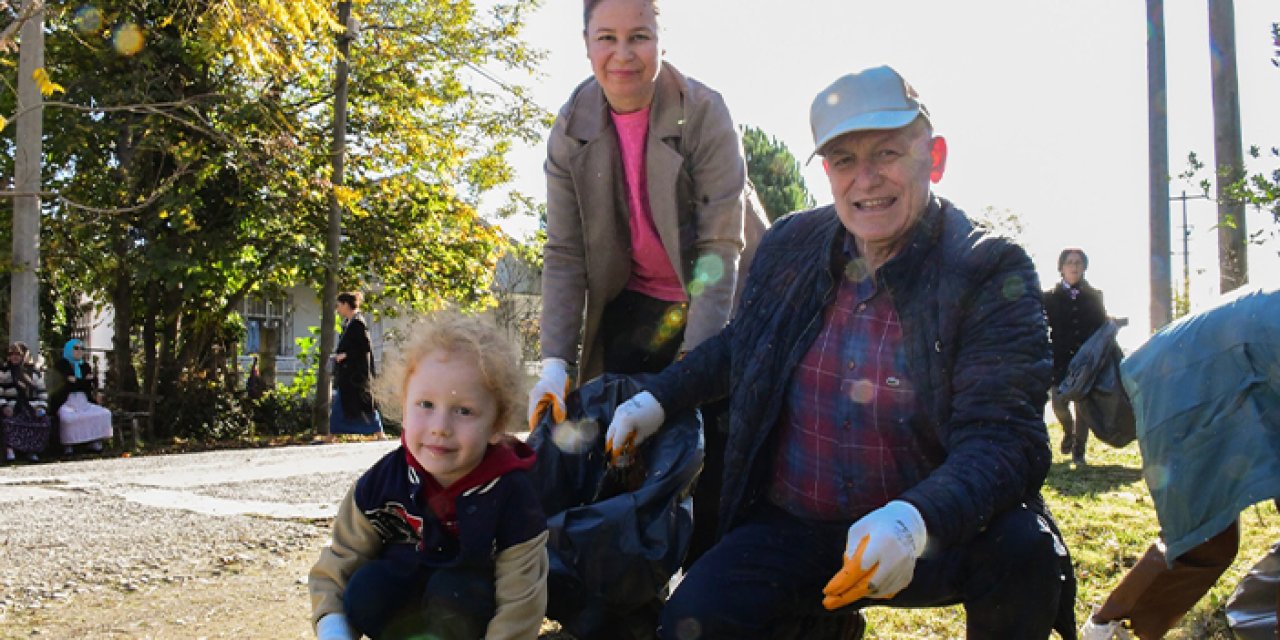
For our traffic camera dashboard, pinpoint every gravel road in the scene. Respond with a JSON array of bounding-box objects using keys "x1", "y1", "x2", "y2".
[{"x1": 0, "y1": 442, "x2": 391, "y2": 638}]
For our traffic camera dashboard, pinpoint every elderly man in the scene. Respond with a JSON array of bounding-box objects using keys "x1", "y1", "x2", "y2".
[{"x1": 605, "y1": 65, "x2": 1074, "y2": 638}]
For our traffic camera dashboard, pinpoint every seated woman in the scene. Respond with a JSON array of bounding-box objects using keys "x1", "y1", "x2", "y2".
[
  {"x1": 1, "y1": 342, "x2": 51, "y2": 462},
  {"x1": 50, "y1": 339, "x2": 112, "y2": 454}
]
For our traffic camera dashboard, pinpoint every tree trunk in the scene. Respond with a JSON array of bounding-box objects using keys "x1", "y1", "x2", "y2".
[
  {"x1": 1207, "y1": 0, "x2": 1248, "y2": 292},
  {"x1": 156, "y1": 285, "x2": 182, "y2": 397},
  {"x1": 142, "y1": 280, "x2": 159, "y2": 404},
  {"x1": 109, "y1": 242, "x2": 140, "y2": 394},
  {"x1": 1146, "y1": 0, "x2": 1172, "y2": 331},
  {"x1": 9, "y1": 0, "x2": 44, "y2": 352},
  {"x1": 259, "y1": 325, "x2": 279, "y2": 386},
  {"x1": 315, "y1": 0, "x2": 354, "y2": 435}
]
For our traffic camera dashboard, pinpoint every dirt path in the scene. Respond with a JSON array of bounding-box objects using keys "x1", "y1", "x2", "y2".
[
  {"x1": 2, "y1": 542, "x2": 320, "y2": 639},
  {"x1": 0, "y1": 443, "x2": 567, "y2": 639}
]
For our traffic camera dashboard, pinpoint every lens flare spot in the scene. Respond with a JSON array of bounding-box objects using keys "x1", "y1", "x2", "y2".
[
  {"x1": 688, "y1": 280, "x2": 705, "y2": 298},
  {"x1": 847, "y1": 379, "x2": 875, "y2": 404},
  {"x1": 674, "y1": 617, "x2": 703, "y2": 640},
  {"x1": 1145, "y1": 464, "x2": 1169, "y2": 491},
  {"x1": 648, "y1": 307, "x2": 686, "y2": 350},
  {"x1": 664, "y1": 306, "x2": 686, "y2": 329},
  {"x1": 1225, "y1": 456, "x2": 1249, "y2": 479},
  {"x1": 844, "y1": 258, "x2": 871, "y2": 282},
  {"x1": 1001, "y1": 275, "x2": 1025, "y2": 301},
  {"x1": 693, "y1": 255, "x2": 725, "y2": 285},
  {"x1": 113, "y1": 23, "x2": 145, "y2": 56},
  {"x1": 551, "y1": 419, "x2": 599, "y2": 454},
  {"x1": 75, "y1": 6, "x2": 103, "y2": 34}
]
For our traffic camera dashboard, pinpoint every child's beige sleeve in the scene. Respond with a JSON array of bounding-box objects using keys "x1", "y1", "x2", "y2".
[
  {"x1": 308, "y1": 484, "x2": 381, "y2": 629},
  {"x1": 485, "y1": 529, "x2": 549, "y2": 640}
]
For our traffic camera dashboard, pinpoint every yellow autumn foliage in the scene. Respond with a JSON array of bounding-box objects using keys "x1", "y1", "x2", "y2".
[
  {"x1": 32, "y1": 67, "x2": 65, "y2": 97},
  {"x1": 199, "y1": 0, "x2": 346, "y2": 77}
]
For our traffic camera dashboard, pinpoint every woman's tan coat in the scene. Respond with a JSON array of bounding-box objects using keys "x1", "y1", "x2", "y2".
[{"x1": 542, "y1": 62, "x2": 766, "y2": 383}]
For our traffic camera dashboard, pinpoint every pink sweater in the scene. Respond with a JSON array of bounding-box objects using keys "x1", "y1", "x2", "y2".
[{"x1": 611, "y1": 108, "x2": 687, "y2": 302}]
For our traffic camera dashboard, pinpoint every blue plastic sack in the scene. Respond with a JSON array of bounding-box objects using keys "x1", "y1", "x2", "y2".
[{"x1": 1122, "y1": 287, "x2": 1280, "y2": 562}]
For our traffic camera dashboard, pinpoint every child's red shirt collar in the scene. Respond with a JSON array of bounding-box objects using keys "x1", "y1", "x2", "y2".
[{"x1": 402, "y1": 434, "x2": 536, "y2": 536}]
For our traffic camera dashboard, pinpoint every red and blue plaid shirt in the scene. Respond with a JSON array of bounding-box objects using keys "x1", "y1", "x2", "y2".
[{"x1": 767, "y1": 241, "x2": 945, "y2": 522}]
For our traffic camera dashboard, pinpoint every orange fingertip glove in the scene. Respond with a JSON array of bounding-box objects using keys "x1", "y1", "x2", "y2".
[
  {"x1": 527, "y1": 389, "x2": 567, "y2": 430},
  {"x1": 526, "y1": 372, "x2": 570, "y2": 430},
  {"x1": 821, "y1": 534, "x2": 879, "y2": 610},
  {"x1": 604, "y1": 430, "x2": 638, "y2": 462}
]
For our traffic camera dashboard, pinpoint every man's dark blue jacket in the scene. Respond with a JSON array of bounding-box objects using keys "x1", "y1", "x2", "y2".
[{"x1": 647, "y1": 197, "x2": 1053, "y2": 547}]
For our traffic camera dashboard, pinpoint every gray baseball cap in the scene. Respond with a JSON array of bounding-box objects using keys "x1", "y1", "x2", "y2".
[{"x1": 809, "y1": 65, "x2": 930, "y2": 160}]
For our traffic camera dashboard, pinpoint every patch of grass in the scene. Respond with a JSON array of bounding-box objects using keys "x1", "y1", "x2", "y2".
[
  {"x1": 46, "y1": 418, "x2": 1276, "y2": 639},
  {"x1": 860, "y1": 421, "x2": 1280, "y2": 639}
]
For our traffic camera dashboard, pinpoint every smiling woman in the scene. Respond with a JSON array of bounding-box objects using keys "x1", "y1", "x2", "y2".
[
  {"x1": 528, "y1": 0, "x2": 769, "y2": 632},
  {"x1": 536, "y1": 0, "x2": 764, "y2": 398},
  {"x1": 582, "y1": 0, "x2": 662, "y2": 113}
]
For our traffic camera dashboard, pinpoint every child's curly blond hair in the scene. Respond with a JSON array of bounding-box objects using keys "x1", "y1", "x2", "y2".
[{"x1": 375, "y1": 311, "x2": 526, "y2": 433}]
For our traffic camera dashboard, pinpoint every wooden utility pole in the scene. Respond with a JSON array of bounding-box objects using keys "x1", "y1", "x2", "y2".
[
  {"x1": 9, "y1": 0, "x2": 44, "y2": 351},
  {"x1": 1207, "y1": 0, "x2": 1248, "y2": 293},
  {"x1": 1146, "y1": 0, "x2": 1172, "y2": 331},
  {"x1": 313, "y1": 1, "x2": 353, "y2": 435}
]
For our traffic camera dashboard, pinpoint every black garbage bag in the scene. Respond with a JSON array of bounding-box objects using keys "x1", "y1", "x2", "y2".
[
  {"x1": 1058, "y1": 319, "x2": 1136, "y2": 447},
  {"x1": 527, "y1": 374, "x2": 703, "y2": 639},
  {"x1": 1226, "y1": 540, "x2": 1280, "y2": 640},
  {"x1": 1077, "y1": 346, "x2": 1136, "y2": 448}
]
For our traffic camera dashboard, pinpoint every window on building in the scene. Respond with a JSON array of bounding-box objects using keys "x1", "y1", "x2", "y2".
[{"x1": 242, "y1": 294, "x2": 292, "y2": 356}]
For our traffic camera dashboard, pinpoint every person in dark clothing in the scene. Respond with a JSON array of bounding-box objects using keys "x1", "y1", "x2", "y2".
[
  {"x1": 605, "y1": 65, "x2": 1075, "y2": 639},
  {"x1": 331, "y1": 291, "x2": 382, "y2": 435},
  {"x1": 2, "y1": 342, "x2": 50, "y2": 462},
  {"x1": 245, "y1": 355, "x2": 268, "y2": 400},
  {"x1": 1043, "y1": 248, "x2": 1108, "y2": 465}
]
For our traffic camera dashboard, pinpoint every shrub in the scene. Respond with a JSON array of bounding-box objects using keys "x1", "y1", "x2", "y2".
[
  {"x1": 156, "y1": 375, "x2": 253, "y2": 441},
  {"x1": 249, "y1": 389, "x2": 312, "y2": 436}
]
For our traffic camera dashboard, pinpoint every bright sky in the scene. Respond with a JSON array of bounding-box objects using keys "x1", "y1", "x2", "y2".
[{"x1": 487, "y1": 1, "x2": 1280, "y2": 350}]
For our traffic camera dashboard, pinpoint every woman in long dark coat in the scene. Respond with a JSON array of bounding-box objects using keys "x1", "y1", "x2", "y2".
[
  {"x1": 1043, "y1": 248, "x2": 1108, "y2": 465},
  {"x1": 330, "y1": 291, "x2": 381, "y2": 435}
]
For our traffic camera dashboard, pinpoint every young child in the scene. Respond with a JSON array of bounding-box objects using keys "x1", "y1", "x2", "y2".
[{"x1": 309, "y1": 311, "x2": 548, "y2": 640}]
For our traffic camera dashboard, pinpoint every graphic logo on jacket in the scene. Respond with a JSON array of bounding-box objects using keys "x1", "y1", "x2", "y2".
[{"x1": 365, "y1": 501, "x2": 424, "y2": 547}]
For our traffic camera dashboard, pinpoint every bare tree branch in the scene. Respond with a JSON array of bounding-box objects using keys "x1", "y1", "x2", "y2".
[
  {"x1": 0, "y1": 161, "x2": 193, "y2": 216},
  {"x1": 0, "y1": 0, "x2": 41, "y2": 54}
]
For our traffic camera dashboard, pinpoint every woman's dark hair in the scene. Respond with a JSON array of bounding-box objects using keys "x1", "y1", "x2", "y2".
[
  {"x1": 337, "y1": 291, "x2": 363, "y2": 309},
  {"x1": 584, "y1": 0, "x2": 660, "y2": 30},
  {"x1": 1057, "y1": 248, "x2": 1088, "y2": 271}
]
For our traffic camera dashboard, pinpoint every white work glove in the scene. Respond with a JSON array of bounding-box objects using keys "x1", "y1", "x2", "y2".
[
  {"x1": 822, "y1": 500, "x2": 927, "y2": 609},
  {"x1": 315, "y1": 612, "x2": 356, "y2": 640},
  {"x1": 604, "y1": 391, "x2": 665, "y2": 463},
  {"x1": 526, "y1": 357, "x2": 570, "y2": 430}
]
